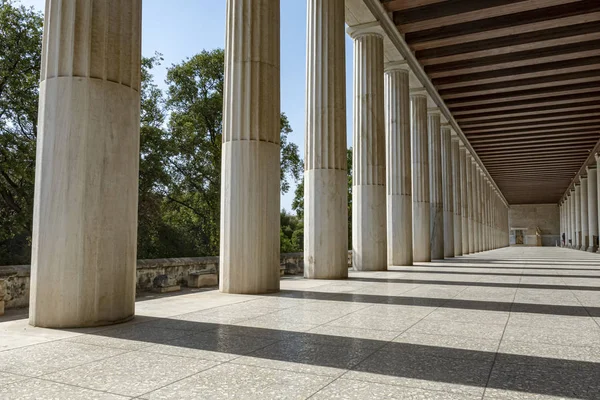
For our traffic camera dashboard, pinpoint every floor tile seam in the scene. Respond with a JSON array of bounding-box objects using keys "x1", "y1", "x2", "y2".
[
  {"x1": 481, "y1": 264, "x2": 523, "y2": 400},
  {"x1": 28, "y1": 348, "x2": 139, "y2": 381},
  {"x1": 59, "y1": 329, "x2": 199, "y2": 352},
  {"x1": 34, "y1": 371, "x2": 140, "y2": 398},
  {"x1": 332, "y1": 372, "x2": 484, "y2": 398},
  {"x1": 559, "y1": 275, "x2": 600, "y2": 331},
  {"x1": 0, "y1": 337, "x2": 67, "y2": 353},
  {"x1": 225, "y1": 357, "x2": 345, "y2": 379},
  {"x1": 133, "y1": 361, "x2": 227, "y2": 398},
  {"x1": 342, "y1": 276, "x2": 479, "y2": 376}
]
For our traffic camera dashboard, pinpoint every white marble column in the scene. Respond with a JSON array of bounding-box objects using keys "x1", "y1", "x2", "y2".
[
  {"x1": 460, "y1": 145, "x2": 469, "y2": 255},
  {"x1": 466, "y1": 154, "x2": 474, "y2": 254},
  {"x1": 411, "y1": 89, "x2": 430, "y2": 262},
  {"x1": 30, "y1": 0, "x2": 142, "y2": 328},
  {"x1": 473, "y1": 168, "x2": 481, "y2": 253},
  {"x1": 304, "y1": 0, "x2": 348, "y2": 279},
  {"x1": 575, "y1": 183, "x2": 581, "y2": 249},
  {"x1": 452, "y1": 137, "x2": 463, "y2": 256},
  {"x1": 587, "y1": 165, "x2": 598, "y2": 252},
  {"x1": 221, "y1": 0, "x2": 281, "y2": 294},
  {"x1": 429, "y1": 110, "x2": 444, "y2": 260},
  {"x1": 441, "y1": 124, "x2": 454, "y2": 258},
  {"x1": 570, "y1": 189, "x2": 576, "y2": 248},
  {"x1": 385, "y1": 62, "x2": 412, "y2": 266},
  {"x1": 580, "y1": 176, "x2": 589, "y2": 251},
  {"x1": 596, "y1": 153, "x2": 600, "y2": 253},
  {"x1": 350, "y1": 24, "x2": 386, "y2": 270}
]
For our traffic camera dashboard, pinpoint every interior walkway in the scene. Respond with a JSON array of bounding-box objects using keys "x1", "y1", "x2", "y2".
[{"x1": 1, "y1": 247, "x2": 599, "y2": 399}]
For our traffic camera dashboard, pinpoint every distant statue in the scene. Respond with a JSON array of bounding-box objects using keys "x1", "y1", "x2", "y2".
[{"x1": 535, "y1": 226, "x2": 542, "y2": 236}]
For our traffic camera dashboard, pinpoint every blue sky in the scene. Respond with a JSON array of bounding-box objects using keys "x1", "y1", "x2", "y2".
[{"x1": 21, "y1": 0, "x2": 354, "y2": 212}]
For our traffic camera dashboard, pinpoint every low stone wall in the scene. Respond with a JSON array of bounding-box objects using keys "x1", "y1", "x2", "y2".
[{"x1": 0, "y1": 251, "x2": 342, "y2": 310}]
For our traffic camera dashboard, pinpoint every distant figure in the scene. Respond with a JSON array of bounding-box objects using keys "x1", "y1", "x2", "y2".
[{"x1": 562, "y1": 232, "x2": 565, "y2": 246}]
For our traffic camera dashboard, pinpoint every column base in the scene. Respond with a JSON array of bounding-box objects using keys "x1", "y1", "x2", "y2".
[
  {"x1": 587, "y1": 246, "x2": 597, "y2": 252},
  {"x1": 353, "y1": 185, "x2": 387, "y2": 271}
]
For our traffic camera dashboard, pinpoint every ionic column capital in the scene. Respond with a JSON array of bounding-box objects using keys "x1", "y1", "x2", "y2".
[{"x1": 347, "y1": 21, "x2": 384, "y2": 39}]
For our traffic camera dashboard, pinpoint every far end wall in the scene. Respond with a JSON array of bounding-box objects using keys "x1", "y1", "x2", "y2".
[{"x1": 509, "y1": 204, "x2": 559, "y2": 246}]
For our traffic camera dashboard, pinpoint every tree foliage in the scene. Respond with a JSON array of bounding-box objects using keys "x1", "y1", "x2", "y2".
[{"x1": 0, "y1": 1, "x2": 42, "y2": 264}]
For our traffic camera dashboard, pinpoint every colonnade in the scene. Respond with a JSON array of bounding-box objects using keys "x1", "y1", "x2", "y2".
[
  {"x1": 560, "y1": 158, "x2": 600, "y2": 252},
  {"x1": 28, "y1": 0, "x2": 509, "y2": 328}
]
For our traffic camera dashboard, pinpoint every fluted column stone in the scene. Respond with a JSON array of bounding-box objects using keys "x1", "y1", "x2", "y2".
[
  {"x1": 411, "y1": 90, "x2": 430, "y2": 262},
  {"x1": 30, "y1": 0, "x2": 142, "y2": 328},
  {"x1": 587, "y1": 166, "x2": 598, "y2": 252},
  {"x1": 385, "y1": 62, "x2": 412, "y2": 266},
  {"x1": 220, "y1": 0, "x2": 281, "y2": 294},
  {"x1": 304, "y1": 0, "x2": 348, "y2": 279},
  {"x1": 349, "y1": 24, "x2": 386, "y2": 271},
  {"x1": 580, "y1": 176, "x2": 589, "y2": 251},
  {"x1": 460, "y1": 145, "x2": 469, "y2": 255},
  {"x1": 570, "y1": 189, "x2": 576, "y2": 248},
  {"x1": 466, "y1": 153, "x2": 474, "y2": 254},
  {"x1": 452, "y1": 137, "x2": 462, "y2": 256},
  {"x1": 575, "y1": 183, "x2": 581, "y2": 249},
  {"x1": 441, "y1": 124, "x2": 454, "y2": 258},
  {"x1": 429, "y1": 110, "x2": 444, "y2": 260}
]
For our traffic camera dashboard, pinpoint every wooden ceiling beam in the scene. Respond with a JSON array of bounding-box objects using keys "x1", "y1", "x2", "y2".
[{"x1": 457, "y1": 102, "x2": 600, "y2": 121}]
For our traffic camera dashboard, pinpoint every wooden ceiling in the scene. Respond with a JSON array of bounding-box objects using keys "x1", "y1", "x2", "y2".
[{"x1": 382, "y1": 0, "x2": 600, "y2": 204}]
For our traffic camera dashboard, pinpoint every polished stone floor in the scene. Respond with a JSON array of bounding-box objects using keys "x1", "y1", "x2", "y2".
[{"x1": 1, "y1": 247, "x2": 600, "y2": 399}]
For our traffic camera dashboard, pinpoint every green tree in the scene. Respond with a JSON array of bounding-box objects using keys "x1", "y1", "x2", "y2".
[{"x1": 0, "y1": 1, "x2": 42, "y2": 264}]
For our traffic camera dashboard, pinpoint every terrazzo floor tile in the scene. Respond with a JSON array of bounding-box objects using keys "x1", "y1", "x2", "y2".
[
  {"x1": 0, "y1": 341, "x2": 127, "y2": 376},
  {"x1": 141, "y1": 363, "x2": 333, "y2": 400},
  {"x1": 0, "y1": 378, "x2": 130, "y2": 400},
  {"x1": 231, "y1": 339, "x2": 379, "y2": 377},
  {"x1": 142, "y1": 330, "x2": 278, "y2": 361},
  {"x1": 325, "y1": 313, "x2": 423, "y2": 332},
  {"x1": 393, "y1": 331, "x2": 499, "y2": 357},
  {"x1": 311, "y1": 378, "x2": 481, "y2": 400},
  {"x1": 406, "y1": 319, "x2": 507, "y2": 340},
  {"x1": 66, "y1": 325, "x2": 191, "y2": 350},
  {"x1": 43, "y1": 351, "x2": 219, "y2": 397},
  {"x1": 0, "y1": 372, "x2": 29, "y2": 386},
  {"x1": 344, "y1": 346, "x2": 493, "y2": 397}
]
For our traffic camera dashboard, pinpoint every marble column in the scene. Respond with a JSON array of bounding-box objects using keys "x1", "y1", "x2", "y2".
[
  {"x1": 596, "y1": 154, "x2": 600, "y2": 253},
  {"x1": 575, "y1": 183, "x2": 581, "y2": 249},
  {"x1": 429, "y1": 110, "x2": 444, "y2": 260},
  {"x1": 452, "y1": 137, "x2": 463, "y2": 256},
  {"x1": 460, "y1": 145, "x2": 469, "y2": 255},
  {"x1": 588, "y1": 165, "x2": 598, "y2": 252},
  {"x1": 473, "y1": 168, "x2": 481, "y2": 253},
  {"x1": 304, "y1": 0, "x2": 348, "y2": 279},
  {"x1": 30, "y1": 0, "x2": 142, "y2": 328},
  {"x1": 580, "y1": 176, "x2": 589, "y2": 251},
  {"x1": 411, "y1": 89, "x2": 430, "y2": 262},
  {"x1": 385, "y1": 62, "x2": 412, "y2": 266},
  {"x1": 221, "y1": 0, "x2": 281, "y2": 294},
  {"x1": 570, "y1": 189, "x2": 576, "y2": 248},
  {"x1": 441, "y1": 124, "x2": 454, "y2": 258},
  {"x1": 350, "y1": 24, "x2": 386, "y2": 270},
  {"x1": 466, "y1": 155, "x2": 474, "y2": 254}
]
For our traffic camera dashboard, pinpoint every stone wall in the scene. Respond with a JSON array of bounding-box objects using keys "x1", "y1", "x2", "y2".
[
  {"x1": 0, "y1": 252, "x2": 354, "y2": 310},
  {"x1": 509, "y1": 204, "x2": 560, "y2": 246}
]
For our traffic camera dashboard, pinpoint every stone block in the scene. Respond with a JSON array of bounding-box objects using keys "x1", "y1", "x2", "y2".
[
  {"x1": 188, "y1": 271, "x2": 218, "y2": 288},
  {"x1": 152, "y1": 285, "x2": 181, "y2": 293}
]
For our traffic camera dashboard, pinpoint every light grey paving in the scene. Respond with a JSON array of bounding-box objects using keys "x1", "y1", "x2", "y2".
[
  {"x1": 1, "y1": 247, "x2": 600, "y2": 399},
  {"x1": 142, "y1": 363, "x2": 333, "y2": 400}
]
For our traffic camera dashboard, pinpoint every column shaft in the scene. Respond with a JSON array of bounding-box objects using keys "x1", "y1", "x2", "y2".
[
  {"x1": 460, "y1": 146, "x2": 469, "y2": 255},
  {"x1": 452, "y1": 138, "x2": 463, "y2": 256},
  {"x1": 351, "y1": 28, "x2": 386, "y2": 270},
  {"x1": 575, "y1": 184, "x2": 581, "y2": 249},
  {"x1": 304, "y1": 0, "x2": 348, "y2": 279},
  {"x1": 588, "y1": 166, "x2": 598, "y2": 252},
  {"x1": 466, "y1": 155, "x2": 474, "y2": 254},
  {"x1": 30, "y1": 0, "x2": 142, "y2": 328},
  {"x1": 385, "y1": 64, "x2": 412, "y2": 266},
  {"x1": 570, "y1": 191, "x2": 576, "y2": 248},
  {"x1": 220, "y1": 0, "x2": 281, "y2": 294},
  {"x1": 441, "y1": 125, "x2": 454, "y2": 258},
  {"x1": 411, "y1": 92, "x2": 430, "y2": 262},
  {"x1": 581, "y1": 177, "x2": 589, "y2": 250},
  {"x1": 429, "y1": 111, "x2": 444, "y2": 260}
]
